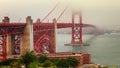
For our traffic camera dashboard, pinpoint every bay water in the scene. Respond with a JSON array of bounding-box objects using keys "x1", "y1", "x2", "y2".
[{"x1": 56, "y1": 33, "x2": 120, "y2": 66}]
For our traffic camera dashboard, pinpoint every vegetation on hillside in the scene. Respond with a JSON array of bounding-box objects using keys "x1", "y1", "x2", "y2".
[{"x1": 0, "y1": 51, "x2": 79, "y2": 68}]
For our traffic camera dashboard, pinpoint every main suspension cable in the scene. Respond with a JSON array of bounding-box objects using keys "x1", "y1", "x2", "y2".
[{"x1": 41, "y1": 3, "x2": 59, "y2": 22}]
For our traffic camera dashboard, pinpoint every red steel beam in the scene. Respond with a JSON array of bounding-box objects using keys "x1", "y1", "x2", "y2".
[
  {"x1": 0, "y1": 23, "x2": 26, "y2": 27},
  {"x1": 33, "y1": 23, "x2": 95, "y2": 29}
]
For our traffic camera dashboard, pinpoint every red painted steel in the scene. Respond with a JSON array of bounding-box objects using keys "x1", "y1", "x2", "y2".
[
  {"x1": 0, "y1": 23, "x2": 26, "y2": 61},
  {"x1": 2, "y1": 34, "x2": 7, "y2": 60},
  {"x1": 71, "y1": 12, "x2": 83, "y2": 45},
  {"x1": 79, "y1": 12, "x2": 83, "y2": 44},
  {"x1": 33, "y1": 23, "x2": 56, "y2": 54},
  {"x1": 0, "y1": 29, "x2": 7, "y2": 61},
  {"x1": 0, "y1": 22, "x2": 95, "y2": 61},
  {"x1": 0, "y1": 9, "x2": 96, "y2": 61},
  {"x1": 0, "y1": 21, "x2": 95, "y2": 61},
  {"x1": 34, "y1": 35, "x2": 53, "y2": 53},
  {"x1": 33, "y1": 22, "x2": 95, "y2": 54},
  {"x1": 0, "y1": 23, "x2": 26, "y2": 27},
  {"x1": 33, "y1": 23, "x2": 95, "y2": 29}
]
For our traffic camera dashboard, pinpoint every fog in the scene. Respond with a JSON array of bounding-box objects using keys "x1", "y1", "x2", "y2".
[{"x1": 0, "y1": 0, "x2": 120, "y2": 29}]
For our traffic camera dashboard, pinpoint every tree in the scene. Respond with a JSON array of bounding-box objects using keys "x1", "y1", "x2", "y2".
[
  {"x1": 0, "y1": 58, "x2": 18, "y2": 66},
  {"x1": 42, "y1": 60, "x2": 54, "y2": 68},
  {"x1": 28, "y1": 61, "x2": 39, "y2": 68},
  {"x1": 67, "y1": 57, "x2": 78, "y2": 67},
  {"x1": 20, "y1": 51, "x2": 37, "y2": 68},
  {"x1": 10, "y1": 61, "x2": 21, "y2": 68},
  {"x1": 37, "y1": 54, "x2": 48, "y2": 63},
  {"x1": 49, "y1": 58, "x2": 60, "y2": 65},
  {"x1": 56, "y1": 59, "x2": 69, "y2": 68}
]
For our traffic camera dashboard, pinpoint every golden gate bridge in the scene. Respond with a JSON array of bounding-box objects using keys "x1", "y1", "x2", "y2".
[{"x1": 0, "y1": 4, "x2": 96, "y2": 61}]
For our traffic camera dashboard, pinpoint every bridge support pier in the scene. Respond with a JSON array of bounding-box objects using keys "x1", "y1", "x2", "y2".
[
  {"x1": 53, "y1": 18, "x2": 57, "y2": 53},
  {"x1": 21, "y1": 16, "x2": 33, "y2": 54},
  {"x1": 0, "y1": 17, "x2": 10, "y2": 61}
]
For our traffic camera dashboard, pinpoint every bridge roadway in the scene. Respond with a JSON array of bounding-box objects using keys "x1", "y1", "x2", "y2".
[
  {"x1": 33, "y1": 23, "x2": 96, "y2": 32},
  {"x1": 0, "y1": 23, "x2": 25, "y2": 34},
  {"x1": 0, "y1": 22, "x2": 95, "y2": 33},
  {"x1": 33, "y1": 22, "x2": 95, "y2": 28}
]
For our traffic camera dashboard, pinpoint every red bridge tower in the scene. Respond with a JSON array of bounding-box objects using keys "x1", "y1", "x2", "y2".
[{"x1": 71, "y1": 11, "x2": 83, "y2": 45}]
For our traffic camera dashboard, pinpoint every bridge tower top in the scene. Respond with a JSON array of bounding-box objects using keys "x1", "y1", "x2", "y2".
[
  {"x1": 2, "y1": 17, "x2": 10, "y2": 23},
  {"x1": 26, "y1": 16, "x2": 33, "y2": 23},
  {"x1": 36, "y1": 18, "x2": 41, "y2": 23},
  {"x1": 72, "y1": 10, "x2": 82, "y2": 24}
]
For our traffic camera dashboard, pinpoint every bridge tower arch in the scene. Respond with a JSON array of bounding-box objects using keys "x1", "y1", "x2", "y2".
[{"x1": 34, "y1": 35, "x2": 54, "y2": 53}]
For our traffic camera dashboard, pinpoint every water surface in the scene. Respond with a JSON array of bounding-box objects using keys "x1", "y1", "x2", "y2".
[{"x1": 56, "y1": 34, "x2": 120, "y2": 65}]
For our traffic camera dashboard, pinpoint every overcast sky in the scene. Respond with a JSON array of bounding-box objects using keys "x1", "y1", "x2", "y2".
[{"x1": 0, "y1": 0, "x2": 120, "y2": 29}]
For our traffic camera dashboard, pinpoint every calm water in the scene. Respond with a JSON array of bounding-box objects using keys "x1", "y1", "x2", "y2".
[{"x1": 56, "y1": 33, "x2": 120, "y2": 65}]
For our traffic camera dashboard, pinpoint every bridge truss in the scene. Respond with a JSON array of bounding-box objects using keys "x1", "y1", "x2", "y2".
[{"x1": 0, "y1": 4, "x2": 96, "y2": 61}]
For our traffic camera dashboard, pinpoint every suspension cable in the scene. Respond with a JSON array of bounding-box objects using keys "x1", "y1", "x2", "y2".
[
  {"x1": 41, "y1": 3, "x2": 59, "y2": 22},
  {"x1": 56, "y1": 6, "x2": 68, "y2": 22}
]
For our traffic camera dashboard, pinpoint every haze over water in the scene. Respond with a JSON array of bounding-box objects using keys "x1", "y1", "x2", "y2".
[
  {"x1": 0, "y1": 0, "x2": 120, "y2": 29},
  {"x1": 57, "y1": 34, "x2": 120, "y2": 65},
  {"x1": 0, "y1": 0, "x2": 120, "y2": 66}
]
